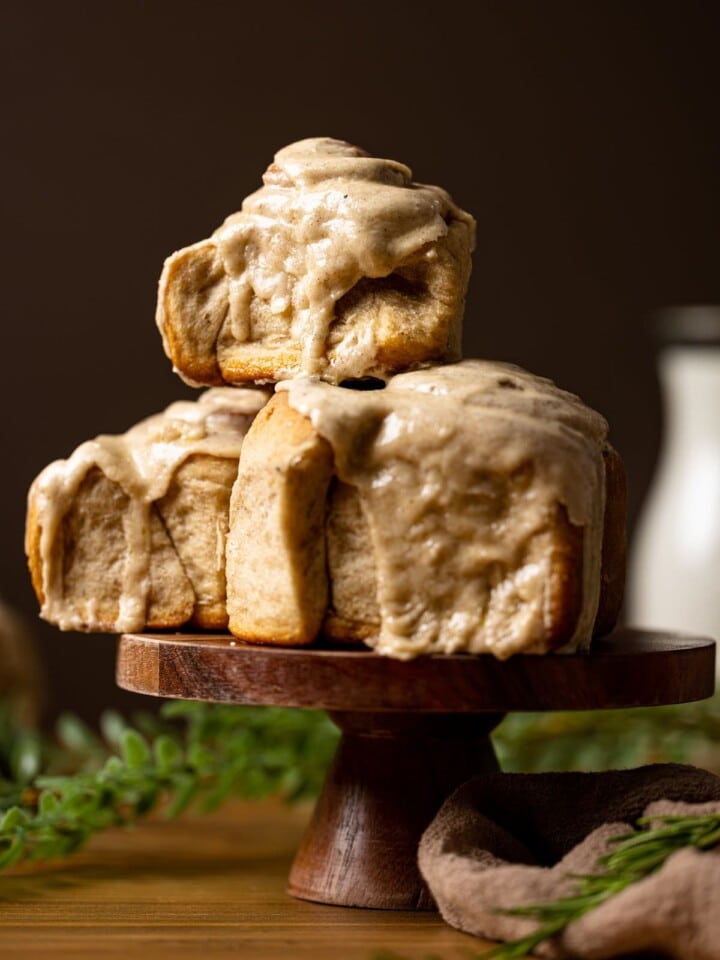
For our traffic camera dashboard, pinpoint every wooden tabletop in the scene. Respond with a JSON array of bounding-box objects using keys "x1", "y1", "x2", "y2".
[{"x1": 0, "y1": 798, "x2": 505, "y2": 960}]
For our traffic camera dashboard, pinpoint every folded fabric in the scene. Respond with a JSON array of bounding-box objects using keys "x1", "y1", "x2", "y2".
[{"x1": 418, "y1": 764, "x2": 720, "y2": 960}]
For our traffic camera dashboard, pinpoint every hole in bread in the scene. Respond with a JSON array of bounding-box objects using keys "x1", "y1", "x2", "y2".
[
  {"x1": 339, "y1": 377, "x2": 387, "y2": 391},
  {"x1": 360, "y1": 271, "x2": 428, "y2": 301},
  {"x1": 497, "y1": 377, "x2": 524, "y2": 390},
  {"x1": 332, "y1": 270, "x2": 429, "y2": 330}
]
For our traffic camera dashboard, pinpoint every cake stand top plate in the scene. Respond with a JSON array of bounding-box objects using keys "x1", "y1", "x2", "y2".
[{"x1": 116, "y1": 627, "x2": 715, "y2": 713}]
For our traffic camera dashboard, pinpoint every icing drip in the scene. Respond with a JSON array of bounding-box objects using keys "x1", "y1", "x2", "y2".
[
  {"x1": 213, "y1": 137, "x2": 475, "y2": 375},
  {"x1": 281, "y1": 360, "x2": 608, "y2": 659},
  {"x1": 28, "y1": 387, "x2": 268, "y2": 631}
]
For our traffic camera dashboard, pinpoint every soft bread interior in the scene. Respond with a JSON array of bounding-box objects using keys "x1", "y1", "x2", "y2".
[{"x1": 157, "y1": 454, "x2": 240, "y2": 629}]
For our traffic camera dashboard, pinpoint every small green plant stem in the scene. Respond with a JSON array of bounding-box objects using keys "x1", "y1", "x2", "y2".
[{"x1": 0, "y1": 703, "x2": 339, "y2": 872}]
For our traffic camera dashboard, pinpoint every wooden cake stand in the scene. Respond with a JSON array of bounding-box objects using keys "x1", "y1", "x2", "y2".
[{"x1": 117, "y1": 627, "x2": 714, "y2": 911}]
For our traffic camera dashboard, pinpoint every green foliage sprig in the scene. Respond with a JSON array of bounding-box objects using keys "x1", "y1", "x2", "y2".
[
  {"x1": 481, "y1": 812, "x2": 720, "y2": 959},
  {"x1": 493, "y1": 694, "x2": 720, "y2": 774},
  {"x1": 0, "y1": 701, "x2": 339, "y2": 871}
]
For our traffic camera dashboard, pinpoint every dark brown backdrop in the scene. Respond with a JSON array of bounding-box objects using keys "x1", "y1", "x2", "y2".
[{"x1": 1, "y1": 1, "x2": 718, "y2": 721}]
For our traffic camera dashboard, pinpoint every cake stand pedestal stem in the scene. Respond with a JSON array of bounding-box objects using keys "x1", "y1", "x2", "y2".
[{"x1": 287, "y1": 710, "x2": 504, "y2": 910}]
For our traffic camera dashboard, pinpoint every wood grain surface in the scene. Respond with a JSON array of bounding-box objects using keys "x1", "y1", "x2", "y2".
[
  {"x1": 0, "y1": 799, "x2": 498, "y2": 960},
  {"x1": 288, "y1": 711, "x2": 502, "y2": 909},
  {"x1": 117, "y1": 627, "x2": 715, "y2": 712}
]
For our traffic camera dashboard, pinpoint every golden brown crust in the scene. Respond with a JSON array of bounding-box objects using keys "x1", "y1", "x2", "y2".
[
  {"x1": 217, "y1": 345, "x2": 304, "y2": 383},
  {"x1": 522, "y1": 506, "x2": 584, "y2": 654},
  {"x1": 25, "y1": 490, "x2": 46, "y2": 608},
  {"x1": 157, "y1": 217, "x2": 473, "y2": 386},
  {"x1": 156, "y1": 240, "x2": 227, "y2": 385},
  {"x1": 226, "y1": 394, "x2": 334, "y2": 644}
]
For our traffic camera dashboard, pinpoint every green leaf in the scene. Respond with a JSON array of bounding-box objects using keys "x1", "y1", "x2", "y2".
[
  {"x1": 57, "y1": 713, "x2": 102, "y2": 752},
  {"x1": 1, "y1": 806, "x2": 29, "y2": 831},
  {"x1": 164, "y1": 774, "x2": 198, "y2": 819},
  {"x1": 186, "y1": 742, "x2": 216, "y2": 773},
  {"x1": 100, "y1": 710, "x2": 129, "y2": 749},
  {"x1": 38, "y1": 791, "x2": 59, "y2": 816},
  {"x1": 120, "y1": 730, "x2": 151, "y2": 768},
  {"x1": 154, "y1": 735, "x2": 182, "y2": 775},
  {"x1": 0, "y1": 837, "x2": 25, "y2": 869},
  {"x1": 11, "y1": 735, "x2": 43, "y2": 784},
  {"x1": 103, "y1": 756, "x2": 124, "y2": 777}
]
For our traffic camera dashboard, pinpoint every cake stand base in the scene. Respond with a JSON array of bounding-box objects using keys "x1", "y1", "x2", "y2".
[
  {"x1": 117, "y1": 628, "x2": 715, "y2": 910},
  {"x1": 288, "y1": 711, "x2": 501, "y2": 909}
]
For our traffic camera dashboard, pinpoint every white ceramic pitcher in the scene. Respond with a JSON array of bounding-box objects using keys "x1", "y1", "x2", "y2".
[{"x1": 629, "y1": 306, "x2": 720, "y2": 660}]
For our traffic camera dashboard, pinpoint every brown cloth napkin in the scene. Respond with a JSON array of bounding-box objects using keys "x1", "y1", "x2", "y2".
[{"x1": 418, "y1": 764, "x2": 720, "y2": 960}]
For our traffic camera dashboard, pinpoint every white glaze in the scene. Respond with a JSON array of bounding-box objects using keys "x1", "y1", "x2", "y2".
[
  {"x1": 28, "y1": 387, "x2": 268, "y2": 631},
  {"x1": 281, "y1": 361, "x2": 607, "y2": 659}
]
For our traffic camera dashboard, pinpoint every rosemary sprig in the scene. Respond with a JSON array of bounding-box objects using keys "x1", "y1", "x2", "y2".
[
  {"x1": 0, "y1": 701, "x2": 339, "y2": 871},
  {"x1": 480, "y1": 812, "x2": 720, "y2": 959},
  {"x1": 493, "y1": 694, "x2": 720, "y2": 774}
]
